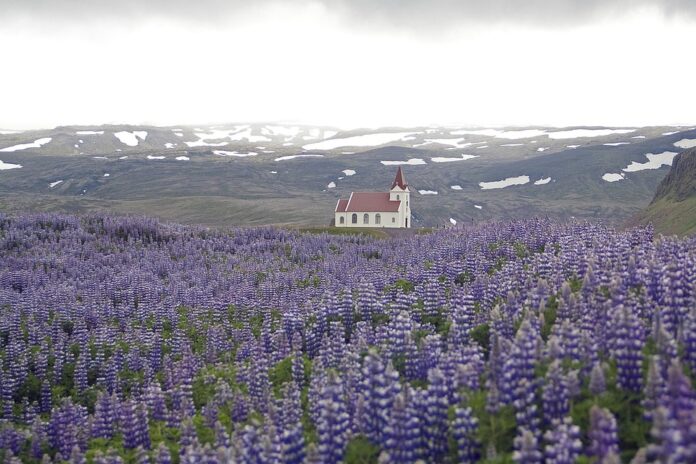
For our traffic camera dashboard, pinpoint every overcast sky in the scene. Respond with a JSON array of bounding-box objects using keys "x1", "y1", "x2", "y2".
[{"x1": 2, "y1": 0, "x2": 695, "y2": 129}]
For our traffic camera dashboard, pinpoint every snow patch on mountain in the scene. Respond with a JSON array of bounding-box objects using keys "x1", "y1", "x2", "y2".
[
  {"x1": 479, "y1": 175, "x2": 530, "y2": 190},
  {"x1": 0, "y1": 160, "x2": 22, "y2": 170},
  {"x1": 431, "y1": 154, "x2": 478, "y2": 163},
  {"x1": 622, "y1": 151, "x2": 678, "y2": 172},
  {"x1": 213, "y1": 150, "x2": 258, "y2": 158},
  {"x1": 114, "y1": 131, "x2": 147, "y2": 147},
  {"x1": 381, "y1": 158, "x2": 426, "y2": 166},
  {"x1": 275, "y1": 154, "x2": 324, "y2": 161},
  {"x1": 602, "y1": 173, "x2": 625, "y2": 182},
  {"x1": 674, "y1": 139, "x2": 696, "y2": 149},
  {"x1": 0, "y1": 137, "x2": 52, "y2": 152},
  {"x1": 548, "y1": 129, "x2": 635, "y2": 139},
  {"x1": 304, "y1": 132, "x2": 416, "y2": 150}
]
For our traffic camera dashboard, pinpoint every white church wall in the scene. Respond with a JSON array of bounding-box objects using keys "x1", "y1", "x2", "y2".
[{"x1": 335, "y1": 211, "x2": 403, "y2": 228}]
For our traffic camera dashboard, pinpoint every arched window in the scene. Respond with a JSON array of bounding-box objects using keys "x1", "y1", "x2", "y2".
[
  {"x1": 363, "y1": 213, "x2": 369, "y2": 224},
  {"x1": 397, "y1": 194, "x2": 400, "y2": 200},
  {"x1": 375, "y1": 214, "x2": 381, "y2": 225},
  {"x1": 351, "y1": 213, "x2": 358, "y2": 224},
  {"x1": 392, "y1": 217, "x2": 396, "y2": 223},
  {"x1": 340, "y1": 216, "x2": 345, "y2": 224}
]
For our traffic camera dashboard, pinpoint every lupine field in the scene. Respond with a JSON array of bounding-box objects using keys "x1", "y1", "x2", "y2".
[{"x1": 0, "y1": 214, "x2": 695, "y2": 463}]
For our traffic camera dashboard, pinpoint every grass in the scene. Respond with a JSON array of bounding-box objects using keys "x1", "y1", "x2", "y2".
[
  {"x1": 634, "y1": 196, "x2": 696, "y2": 236},
  {"x1": 293, "y1": 226, "x2": 390, "y2": 239}
]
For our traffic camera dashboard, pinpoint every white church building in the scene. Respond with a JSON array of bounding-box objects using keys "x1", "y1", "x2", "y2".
[{"x1": 334, "y1": 167, "x2": 412, "y2": 228}]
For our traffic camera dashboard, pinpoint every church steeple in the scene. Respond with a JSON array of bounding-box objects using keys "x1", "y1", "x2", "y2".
[{"x1": 391, "y1": 167, "x2": 408, "y2": 190}]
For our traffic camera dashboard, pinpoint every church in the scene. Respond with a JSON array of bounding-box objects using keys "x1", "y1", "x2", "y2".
[{"x1": 334, "y1": 167, "x2": 412, "y2": 228}]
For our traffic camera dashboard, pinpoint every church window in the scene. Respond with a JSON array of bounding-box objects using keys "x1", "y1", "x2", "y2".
[
  {"x1": 352, "y1": 213, "x2": 358, "y2": 224},
  {"x1": 363, "y1": 213, "x2": 369, "y2": 224},
  {"x1": 392, "y1": 217, "x2": 396, "y2": 223},
  {"x1": 340, "y1": 216, "x2": 345, "y2": 224},
  {"x1": 397, "y1": 194, "x2": 400, "y2": 200},
  {"x1": 375, "y1": 214, "x2": 381, "y2": 225}
]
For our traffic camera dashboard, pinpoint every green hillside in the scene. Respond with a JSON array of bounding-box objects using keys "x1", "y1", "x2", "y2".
[{"x1": 634, "y1": 147, "x2": 696, "y2": 236}]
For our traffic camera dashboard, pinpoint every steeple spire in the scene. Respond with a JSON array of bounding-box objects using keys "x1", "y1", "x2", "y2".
[{"x1": 391, "y1": 167, "x2": 408, "y2": 189}]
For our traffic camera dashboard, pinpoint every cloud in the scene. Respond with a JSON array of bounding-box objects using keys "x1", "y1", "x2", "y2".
[{"x1": 3, "y1": 0, "x2": 696, "y2": 28}]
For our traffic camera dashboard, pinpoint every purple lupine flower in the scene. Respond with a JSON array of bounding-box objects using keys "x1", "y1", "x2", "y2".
[
  {"x1": 155, "y1": 442, "x2": 172, "y2": 464},
  {"x1": 684, "y1": 308, "x2": 696, "y2": 372},
  {"x1": 588, "y1": 406, "x2": 619, "y2": 461},
  {"x1": 502, "y1": 317, "x2": 540, "y2": 404},
  {"x1": 514, "y1": 378, "x2": 540, "y2": 435},
  {"x1": 316, "y1": 371, "x2": 350, "y2": 463},
  {"x1": 513, "y1": 428, "x2": 542, "y2": 464},
  {"x1": 381, "y1": 388, "x2": 422, "y2": 464},
  {"x1": 642, "y1": 356, "x2": 665, "y2": 421},
  {"x1": 119, "y1": 400, "x2": 140, "y2": 450},
  {"x1": 588, "y1": 363, "x2": 606, "y2": 396},
  {"x1": 357, "y1": 281, "x2": 379, "y2": 322},
  {"x1": 92, "y1": 393, "x2": 116, "y2": 440},
  {"x1": 542, "y1": 360, "x2": 569, "y2": 424},
  {"x1": 610, "y1": 305, "x2": 644, "y2": 392},
  {"x1": 424, "y1": 368, "x2": 450, "y2": 461},
  {"x1": 451, "y1": 405, "x2": 479, "y2": 463},
  {"x1": 358, "y1": 350, "x2": 400, "y2": 446},
  {"x1": 543, "y1": 417, "x2": 582, "y2": 464}
]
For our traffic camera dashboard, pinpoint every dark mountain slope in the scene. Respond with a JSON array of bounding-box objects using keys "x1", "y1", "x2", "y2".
[{"x1": 633, "y1": 147, "x2": 696, "y2": 235}]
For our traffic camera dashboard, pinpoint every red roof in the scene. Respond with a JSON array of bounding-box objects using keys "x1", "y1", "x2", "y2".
[
  {"x1": 335, "y1": 199, "x2": 349, "y2": 212},
  {"x1": 340, "y1": 192, "x2": 401, "y2": 212},
  {"x1": 391, "y1": 167, "x2": 408, "y2": 189}
]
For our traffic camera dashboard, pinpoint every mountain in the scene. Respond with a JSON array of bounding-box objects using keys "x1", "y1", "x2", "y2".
[
  {"x1": 1, "y1": 123, "x2": 695, "y2": 228},
  {"x1": 633, "y1": 147, "x2": 696, "y2": 235}
]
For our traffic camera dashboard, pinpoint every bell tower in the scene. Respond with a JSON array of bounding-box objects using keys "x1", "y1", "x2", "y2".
[{"x1": 389, "y1": 167, "x2": 411, "y2": 228}]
